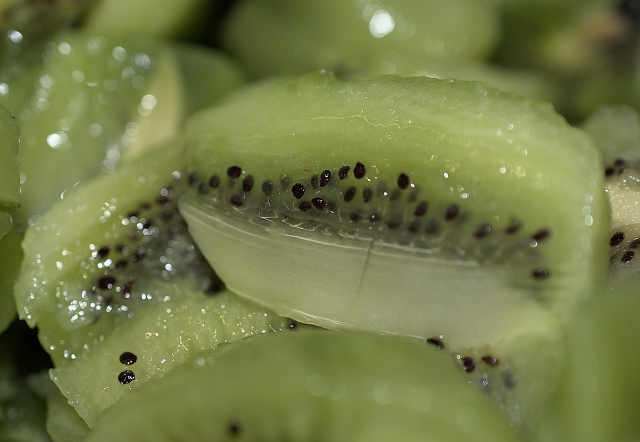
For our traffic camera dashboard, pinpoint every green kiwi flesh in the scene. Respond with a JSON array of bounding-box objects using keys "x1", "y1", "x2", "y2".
[
  {"x1": 0, "y1": 31, "x2": 245, "y2": 223},
  {"x1": 581, "y1": 105, "x2": 640, "y2": 284},
  {"x1": 222, "y1": 0, "x2": 500, "y2": 78},
  {"x1": 0, "y1": 104, "x2": 20, "y2": 240},
  {"x1": 180, "y1": 72, "x2": 609, "y2": 349},
  {"x1": 0, "y1": 228, "x2": 24, "y2": 335},
  {"x1": 13, "y1": 137, "x2": 292, "y2": 426},
  {"x1": 83, "y1": 331, "x2": 523, "y2": 442},
  {"x1": 536, "y1": 284, "x2": 640, "y2": 442}
]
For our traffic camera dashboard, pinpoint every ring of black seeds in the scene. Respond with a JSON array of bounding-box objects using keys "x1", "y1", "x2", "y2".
[
  {"x1": 230, "y1": 195, "x2": 243, "y2": 207},
  {"x1": 445, "y1": 204, "x2": 459, "y2": 221},
  {"x1": 481, "y1": 355, "x2": 499, "y2": 367},
  {"x1": 354, "y1": 162, "x2": 366, "y2": 179},
  {"x1": 311, "y1": 197, "x2": 325, "y2": 210},
  {"x1": 119, "y1": 352, "x2": 138, "y2": 365},
  {"x1": 344, "y1": 186, "x2": 356, "y2": 202},
  {"x1": 320, "y1": 170, "x2": 331, "y2": 186},
  {"x1": 209, "y1": 175, "x2": 221, "y2": 188},
  {"x1": 242, "y1": 175, "x2": 254, "y2": 192},
  {"x1": 622, "y1": 251, "x2": 635, "y2": 263},
  {"x1": 397, "y1": 173, "x2": 410, "y2": 189},
  {"x1": 338, "y1": 165, "x2": 350, "y2": 179},
  {"x1": 118, "y1": 370, "x2": 136, "y2": 385}
]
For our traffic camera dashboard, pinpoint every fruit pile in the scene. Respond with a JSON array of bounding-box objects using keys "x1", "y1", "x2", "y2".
[{"x1": 0, "y1": 1, "x2": 639, "y2": 441}]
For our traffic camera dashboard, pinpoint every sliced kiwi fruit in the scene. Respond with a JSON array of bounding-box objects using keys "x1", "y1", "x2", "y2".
[
  {"x1": 536, "y1": 283, "x2": 640, "y2": 442},
  {"x1": 0, "y1": 104, "x2": 20, "y2": 240},
  {"x1": 82, "y1": 330, "x2": 523, "y2": 442},
  {"x1": 0, "y1": 30, "x2": 245, "y2": 223},
  {"x1": 581, "y1": 105, "x2": 640, "y2": 283},
  {"x1": 13, "y1": 136, "x2": 293, "y2": 426},
  {"x1": 221, "y1": 0, "x2": 501, "y2": 78},
  {"x1": 0, "y1": 228, "x2": 24, "y2": 335},
  {"x1": 181, "y1": 72, "x2": 608, "y2": 346}
]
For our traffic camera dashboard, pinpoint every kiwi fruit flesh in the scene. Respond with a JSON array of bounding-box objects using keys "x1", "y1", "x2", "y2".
[
  {"x1": 0, "y1": 104, "x2": 20, "y2": 240},
  {"x1": 221, "y1": 0, "x2": 500, "y2": 78},
  {"x1": 181, "y1": 72, "x2": 609, "y2": 349},
  {"x1": 0, "y1": 228, "x2": 24, "y2": 335},
  {"x1": 580, "y1": 105, "x2": 640, "y2": 283},
  {"x1": 536, "y1": 283, "x2": 640, "y2": 442},
  {"x1": 0, "y1": 30, "x2": 245, "y2": 223},
  {"x1": 82, "y1": 330, "x2": 523, "y2": 442},
  {"x1": 13, "y1": 135, "x2": 293, "y2": 426}
]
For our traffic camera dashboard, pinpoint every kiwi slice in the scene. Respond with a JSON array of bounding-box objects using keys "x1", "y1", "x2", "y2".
[
  {"x1": 581, "y1": 105, "x2": 640, "y2": 283},
  {"x1": 0, "y1": 104, "x2": 20, "y2": 240},
  {"x1": 0, "y1": 228, "x2": 24, "y2": 335},
  {"x1": 536, "y1": 283, "x2": 640, "y2": 442},
  {"x1": 221, "y1": 0, "x2": 500, "y2": 78},
  {"x1": 0, "y1": 30, "x2": 245, "y2": 223},
  {"x1": 82, "y1": 330, "x2": 523, "y2": 442},
  {"x1": 181, "y1": 72, "x2": 608, "y2": 346},
  {"x1": 13, "y1": 136, "x2": 293, "y2": 426}
]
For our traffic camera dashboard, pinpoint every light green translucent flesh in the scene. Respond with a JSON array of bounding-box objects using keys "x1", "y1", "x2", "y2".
[
  {"x1": 28, "y1": 373, "x2": 89, "y2": 442},
  {"x1": 13, "y1": 136, "x2": 291, "y2": 427},
  {"x1": 0, "y1": 104, "x2": 20, "y2": 240},
  {"x1": 0, "y1": 31, "x2": 184, "y2": 222},
  {"x1": 537, "y1": 285, "x2": 640, "y2": 442},
  {"x1": 52, "y1": 290, "x2": 292, "y2": 426},
  {"x1": 0, "y1": 228, "x2": 24, "y2": 335},
  {"x1": 581, "y1": 105, "x2": 640, "y2": 167},
  {"x1": 84, "y1": 331, "x2": 523, "y2": 442},
  {"x1": 222, "y1": 0, "x2": 500, "y2": 78},
  {"x1": 182, "y1": 72, "x2": 609, "y2": 348}
]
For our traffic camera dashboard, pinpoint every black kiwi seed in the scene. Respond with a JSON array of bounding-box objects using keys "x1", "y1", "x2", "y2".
[
  {"x1": 96, "y1": 246, "x2": 110, "y2": 259},
  {"x1": 363, "y1": 188, "x2": 373, "y2": 203},
  {"x1": 532, "y1": 229, "x2": 550, "y2": 242},
  {"x1": 338, "y1": 165, "x2": 350, "y2": 179},
  {"x1": 343, "y1": 186, "x2": 356, "y2": 202},
  {"x1": 261, "y1": 180, "x2": 273, "y2": 196},
  {"x1": 291, "y1": 183, "x2": 305, "y2": 199},
  {"x1": 311, "y1": 197, "x2": 325, "y2": 210},
  {"x1": 389, "y1": 189, "x2": 401, "y2": 201},
  {"x1": 97, "y1": 276, "x2": 116, "y2": 290},
  {"x1": 621, "y1": 251, "x2": 635, "y2": 263},
  {"x1": 532, "y1": 268, "x2": 549, "y2": 280},
  {"x1": 187, "y1": 172, "x2": 199, "y2": 186},
  {"x1": 461, "y1": 357, "x2": 476, "y2": 373},
  {"x1": 414, "y1": 201, "x2": 428, "y2": 217},
  {"x1": 369, "y1": 213, "x2": 380, "y2": 222},
  {"x1": 445, "y1": 204, "x2": 459, "y2": 221},
  {"x1": 631, "y1": 238, "x2": 640, "y2": 249},
  {"x1": 118, "y1": 370, "x2": 136, "y2": 385},
  {"x1": 474, "y1": 224, "x2": 492, "y2": 238},
  {"x1": 227, "y1": 166, "x2": 242, "y2": 179},
  {"x1": 320, "y1": 170, "x2": 331, "y2": 186},
  {"x1": 614, "y1": 158, "x2": 626, "y2": 167},
  {"x1": 230, "y1": 195, "x2": 243, "y2": 207},
  {"x1": 209, "y1": 175, "x2": 221, "y2": 188},
  {"x1": 349, "y1": 212, "x2": 361, "y2": 222},
  {"x1": 242, "y1": 175, "x2": 254, "y2": 192},
  {"x1": 425, "y1": 219, "x2": 439, "y2": 235},
  {"x1": 605, "y1": 167, "x2": 615, "y2": 177},
  {"x1": 397, "y1": 173, "x2": 410, "y2": 189},
  {"x1": 506, "y1": 218, "x2": 522, "y2": 234},
  {"x1": 288, "y1": 320, "x2": 297, "y2": 330},
  {"x1": 407, "y1": 219, "x2": 421, "y2": 233},
  {"x1": 299, "y1": 201, "x2": 312, "y2": 212},
  {"x1": 481, "y1": 355, "x2": 499, "y2": 367},
  {"x1": 426, "y1": 337, "x2": 444, "y2": 349},
  {"x1": 198, "y1": 183, "x2": 208, "y2": 195},
  {"x1": 310, "y1": 175, "x2": 319, "y2": 189},
  {"x1": 119, "y1": 352, "x2": 137, "y2": 365},
  {"x1": 502, "y1": 370, "x2": 516, "y2": 390},
  {"x1": 610, "y1": 231, "x2": 625, "y2": 246},
  {"x1": 115, "y1": 260, "x2": 128, "y2": 270},
  {"x1": 386, "y1": 218, "x2": 401, "y2": 229},
  {"x1": 408, "y1": 188, "x2": 419, "y2": 203},
  {"x1": 354, "y1": 162, "x2": 366, "y2": 179},
  {"x1": 228, "y1": 421, "x2": 241, "y2": 436}
]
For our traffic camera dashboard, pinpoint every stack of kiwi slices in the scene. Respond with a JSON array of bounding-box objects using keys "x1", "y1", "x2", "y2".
[{"x1": 2, "y1": 0, "x2": 640, "y2": 441}]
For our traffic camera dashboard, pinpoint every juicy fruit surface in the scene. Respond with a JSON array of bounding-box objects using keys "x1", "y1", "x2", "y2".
[
  {"x1": 538, "y1": 284, "x2": 640, "y2": 442},
  {"x1": 0, "y1": 31, "x2": 184, "y2": 222},
  {"x1": 0, "y1": 228, "x2": 24, "y2": 335},
  {"x1": 182, "y1": 72, "x2": 609, "y2": 348},
  {"x1": 13, "y1": 137, "x2": 292, "y2": 426},
  {"x1": 222, "y1": 0, "x2": 500, "y2": 78},
  {"x1": 84, "y1": 331, "x2": 523, "y2": 442},
  {"x1": 0, "y1": 104, "x2": 20, "y2": 240}
]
